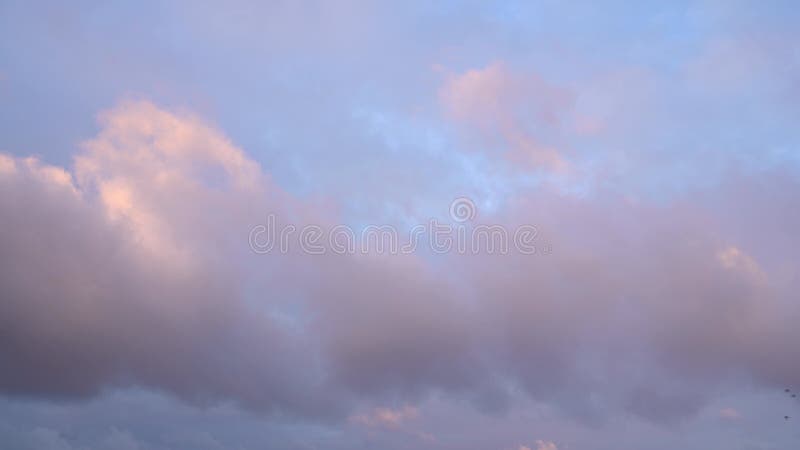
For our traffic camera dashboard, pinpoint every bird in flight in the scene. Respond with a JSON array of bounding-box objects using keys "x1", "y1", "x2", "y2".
[{"x1": 784, "y1": 389, "x2": 797, "y2": 421}]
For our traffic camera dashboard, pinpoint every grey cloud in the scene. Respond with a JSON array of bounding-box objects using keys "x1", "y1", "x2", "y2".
[{"x1": 1, "y1": 100, "x2": 799, "y2": 436}]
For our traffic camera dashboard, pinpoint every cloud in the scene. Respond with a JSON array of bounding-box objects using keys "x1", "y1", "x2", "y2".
[
  {"x1": 25, "y1": 428, "x2": 76, "y2": 450},
  {"x1": 97, "y1": 428, "x2": 144, "y2": 450},
  {"x1": 0, "y1": 101, "x2": 337, "y2": 418},
  {"x1": 349, "y1": 405, "x2": 419, "y2": 429},
  {"x1": 439, "y1": 62, "x2": 573, "y2": 172},
  {"x1": 535, "y1": 441, "x2": 559, "y2": 450},
  {"x1": 516, "y1": 441, "x2": 558, "y2": 450},
  {"x1": 1, "y1": 100, "x2": 800, "y2": 432},
  {"x1": 2, "y1": 1, "x2": 800, "y2": 448},
  {"x1": 719, "y1": 407, "x2": 742, "y2": 420}
]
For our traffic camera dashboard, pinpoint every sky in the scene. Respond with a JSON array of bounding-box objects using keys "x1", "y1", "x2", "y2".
[{"x1": 1, "y1": 1, "x2": 800, "y2": 449}]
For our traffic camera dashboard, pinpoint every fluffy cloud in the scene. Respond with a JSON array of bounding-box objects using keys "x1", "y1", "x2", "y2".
[
  {"x1": 1, "y1": 100, "x2": 799, "y2": 435},
  {"x1": 0, "y1": 101, "x2": 335, "y2": 418},
  {"x1": 439, "y1": 62, "x2": 573, "y2": 171},
  {"x1": 2, "y1": 1, "x2": 800, "y2": 448}
]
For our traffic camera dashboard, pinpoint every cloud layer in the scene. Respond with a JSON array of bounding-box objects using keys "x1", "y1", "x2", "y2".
[
  {"x1": 2, "y1": 101, "x2": 799, "y2": 433},
  {"x1": 2, "y1": 2, "x2": 800, "y2": 449}
]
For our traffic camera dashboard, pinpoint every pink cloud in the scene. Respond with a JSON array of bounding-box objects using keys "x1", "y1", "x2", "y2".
[
  {"x1": 2, "y1": 100, "x2": 799, "y2": 430},
  {"x1": 719, "y1": 407, "x2": 742, "y2": 420},
  {"x1": 438, "y1": 62, "x2": 572, "y2": 172},
  {"x1": 536, "y1": 441, "x2": 559, "y2": 450},
  {"x1": 350, "y1": 405, "x2": 419, "y2": 429}
]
